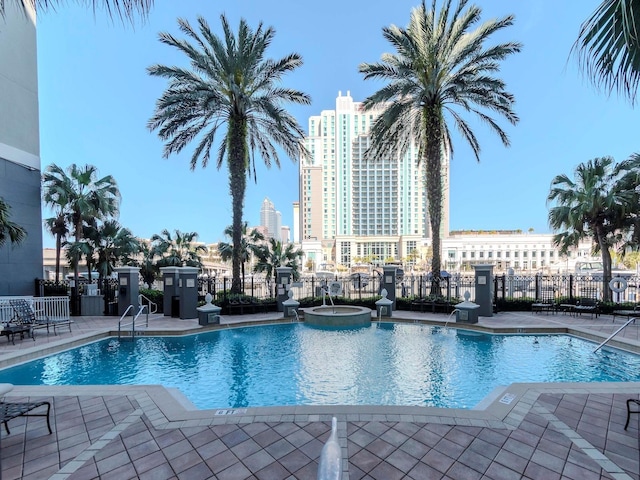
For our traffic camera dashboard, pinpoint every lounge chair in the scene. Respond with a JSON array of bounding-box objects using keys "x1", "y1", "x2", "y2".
[
  {"x1": 573, "y1": 298, "x2": 599, "y2": 318},
  {"x1": 1, "y1": 302, "x2": 35, "y2": 345},
  {"x1": 9, "y1": 299, "x2": 71, "y2": 335},
  {"x1": 0, "y1": 400, "x2": 52, "y2": 435},
  {"x1": 625, "y1": 398, "x2": 640, "y2": 430}
]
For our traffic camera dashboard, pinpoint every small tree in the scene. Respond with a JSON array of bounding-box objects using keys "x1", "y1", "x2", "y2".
[{"x1": 252, "y1": 238, "x2": 303, "y2": 289}]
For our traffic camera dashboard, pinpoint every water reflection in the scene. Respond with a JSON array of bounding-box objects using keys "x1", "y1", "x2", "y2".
[{"x1": 1, "y1": 325, "x2": 639, "y2": 410}]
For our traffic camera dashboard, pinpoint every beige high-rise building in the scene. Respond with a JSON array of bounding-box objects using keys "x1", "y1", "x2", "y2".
[{"x1": 298, "y1": 91, "x2": 450, "y2": 269}]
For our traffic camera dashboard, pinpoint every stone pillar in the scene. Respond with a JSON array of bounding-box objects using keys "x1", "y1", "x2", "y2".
[
  {"x1": 380, "y1": 266, "x2": 397, "y2": 310},
  {"x1": 114, "y1": 266, "x2": 140, "y2": 316},
  {"x1": 178, "y1": 267, "x2": 199, "y2": 320},
  {"x1": 160, "y1": 267, "x2": 181, "y2": 317},
  {"x1": 275, "y1": 267, "x2": 293, "y2": 312},
  {"x1": 473, "y1": 264, "x2": 494, "y2": 317}
]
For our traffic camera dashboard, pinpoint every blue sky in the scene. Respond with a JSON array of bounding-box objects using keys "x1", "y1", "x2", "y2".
[{"x1": 37, "y1": 0, "x2": 638, "y2": 248}]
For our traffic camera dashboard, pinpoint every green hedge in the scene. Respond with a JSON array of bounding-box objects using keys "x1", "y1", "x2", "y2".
[{"x1": 140, "y1": 288, "x2": 164, "y2": 313}]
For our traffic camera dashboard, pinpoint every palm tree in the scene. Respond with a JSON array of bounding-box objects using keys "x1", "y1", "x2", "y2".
[
  {"x1": 43, "y1": 181, "x2": 71, "y2": 282},
  {"x1": 547, "y1": 155, "x2": 640, "y2": 302},
  {"x1": 218, "y1": 223, "x2": 265, "y2": 290},
  {"x1": 251, "y1": 238, "x2": 303, "y2": 289},
  {"x1": 573, "y1": 0, "x2": 640, "y2": 105},
  {"x1": 86, "y1": 220, "x2": 139, "y2": 280},
  {"x1": 3, "y1": 0, "x2": 153, "y2": 23},
  {"x1": 136, "y1": 240, "x2": 159, "y2": 288},
  {"x1": 151, "y1": 229, "x2": 206, "y2": 268},
  {"x1": 42, "y1": 164, "x2": 120, "y2": 290},
  {"x1": 0, "y1": 197, "x2": 26, "y2": 248},
  {"x1": 359, "y1": 0, "x2": 520, "y2": 289},
  {"x1": 148, "y1": 15, "x2": 310, "y2": 294}
]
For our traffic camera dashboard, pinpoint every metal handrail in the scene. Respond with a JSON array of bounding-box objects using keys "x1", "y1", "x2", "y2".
[
  {"x1": 138, "y1": 293, "x2": 158, "y2": 314},
  {"x1": 594, "y1": 316, "x2": 637, "y2": 352},
  {"x1": 118, "y1": 304, "x2": 148, "y2": 340}
]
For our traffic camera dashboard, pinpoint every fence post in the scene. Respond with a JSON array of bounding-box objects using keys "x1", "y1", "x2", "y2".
[
  {"x1": 223, "y1": 277, "x2": 228, "y2": 302},
  {"x1": 569, "y1": 274, "x2": 574, "y2": 302},
  {"x1": 535, "y1": 274, "x2": 540, "y2": 300}
]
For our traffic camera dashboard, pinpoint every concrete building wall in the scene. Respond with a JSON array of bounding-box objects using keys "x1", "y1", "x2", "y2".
[{"x1": 0, "y1": 3, "x2": 43, "y2": 295}]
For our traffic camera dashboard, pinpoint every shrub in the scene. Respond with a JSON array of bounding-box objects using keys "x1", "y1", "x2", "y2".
[{"x1": 140, "y1": 288, "x2": 163, "y2": 313}]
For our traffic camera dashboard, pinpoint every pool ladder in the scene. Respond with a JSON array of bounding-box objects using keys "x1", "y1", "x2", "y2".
[
  {"x1": 593, "y1": 316, "x2": 637, "y2": 352},
  {"x1": 118, "y1": 304, "x2": 149, "y2": 341}
]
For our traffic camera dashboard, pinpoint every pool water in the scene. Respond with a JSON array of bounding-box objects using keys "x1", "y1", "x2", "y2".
[{"x1": 0, "y1": 323, "x2": 638, "y2": 410}]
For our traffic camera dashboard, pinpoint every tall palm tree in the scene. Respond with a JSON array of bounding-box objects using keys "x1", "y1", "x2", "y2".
[
  {"x1": 251, "y1": 238, "x2": 303, "y2": 289},
  {"x1": 2, "y1": 0, "x2": 153, "y2": 23},
  {"x1": 0, "y1": 197, "x2": 26, "y2": 248},
  {"x1": 218, "y1": 223, "x2": 265, "y2": 289},
  {"x1": 42, "y1": 163, "x2": 120, "y2": 289},
  {"x1": 148, "y1": 15, "x2": 310, "y2": 294},
  {"x1": 151, "y1": 229, "x2": 206, "y2": 268},
  {"x1": 573, "y1": 0, "x2": 640, "y2": 105},
  {"x1": 359, "y1": 0, "x2": 520, "y2": 289},
  {"x1": 547, "y1": 155, "x2": 640, "y2": 302}
]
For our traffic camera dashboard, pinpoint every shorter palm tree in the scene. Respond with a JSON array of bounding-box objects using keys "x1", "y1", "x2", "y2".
[
  {"x1": 0, "y1": 197, "x2": 26, "y2": 248},
  {"x1": 547, "y1": 155, "x2": 640, "y2": 301},
  {"x1": 136, "y1": 241, "x2": 159, "y2": 288},
  {"x1": 151, "y1": 229, "x2": 206, "y2": 268},
  {"x1": 86, "y1": 220, "x2": 139, "y2": 280},
  {"x1": 252, "y1": 238, "x2": 303, "y2": 291},
  {"x1": 218, "y1": 223, "x2": 265, "y2": 290}
]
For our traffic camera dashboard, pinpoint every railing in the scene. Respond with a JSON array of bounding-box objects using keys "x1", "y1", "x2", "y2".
[
  {"x1": 117, "y1": 304, "x2": 149, "y2": 340},
  {"x1": 138, "y1": 293, "x2": 158, "y2": 314},
  {"x1": 0, "y1": 296, "x2": 70, "y2": 323},
  {"x1": 593, "y1": 316, "x2": 638, "y2": 352},
  {"x1": 196, "y1": 273, "x2": 640, "y2": 305}
]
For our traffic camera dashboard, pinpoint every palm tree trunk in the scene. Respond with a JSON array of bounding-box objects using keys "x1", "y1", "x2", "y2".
[
  {"x1": 424, "y1": 104, "x2": 444, "y2": 295},
  {"x1": 229, "y1": 117, "x2": 248, "y2": 294}
]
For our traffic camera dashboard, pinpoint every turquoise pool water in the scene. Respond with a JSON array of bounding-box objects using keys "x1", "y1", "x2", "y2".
[{"x1": 0, "y1": 323, "x2": 637, "y2": 410}]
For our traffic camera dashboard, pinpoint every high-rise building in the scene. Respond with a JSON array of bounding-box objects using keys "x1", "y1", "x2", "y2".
[
  {"x1": 292, "y1": 201, "x2": 300, "y2": 243},
  {"x1": 260, "y1": 197, "x2": 282, "y2": 240},
  {"x1": 299, "y1": 91, "x2": 450, "y2": 268},
  {"x1": 0, "y1": 3, "x2": 43, "y2": 294}
]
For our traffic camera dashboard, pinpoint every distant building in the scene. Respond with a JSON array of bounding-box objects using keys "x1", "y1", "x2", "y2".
[
  {"x1": 441, "y1": 232, "x2": 594, "y2": 274},
  {"x1": 280, "y1": 226, "x2": 290, "y2": 244},
  {"x1": 298, "y1": 91, "x2": 449, "y2": 269},
  {"x1": 292, "y1": 201, "x2": 300, "y2": 243},
  {"x1": 260, "y1": 197, "x2": 282, "y2": 240}
]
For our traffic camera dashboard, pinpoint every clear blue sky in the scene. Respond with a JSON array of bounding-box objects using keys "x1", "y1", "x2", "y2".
[{"x1": 37, "y1": 0, "x2": 638, "y2": 248}]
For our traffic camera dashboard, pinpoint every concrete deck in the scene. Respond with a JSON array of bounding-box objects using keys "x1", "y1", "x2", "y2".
[{"x1": 1, "y1": 308, "x2": 639, "y2": 479}]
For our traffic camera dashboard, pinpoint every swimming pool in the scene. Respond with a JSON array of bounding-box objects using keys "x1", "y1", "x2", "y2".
[{"x1": 0, "y1": 323, "x2": 637, "y2": 410}]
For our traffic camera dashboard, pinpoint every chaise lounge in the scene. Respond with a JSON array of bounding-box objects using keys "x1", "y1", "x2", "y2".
[{"x1": 9, "y1": 299, "x2": 72, "y2": 335}]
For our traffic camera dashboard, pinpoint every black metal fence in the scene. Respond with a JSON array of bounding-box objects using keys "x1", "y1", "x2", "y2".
[
  {"x1": 35, "y1": 273, "x2": 639, "y2": 316},
  {"x1": 198, "y1": 273, "x2": 640, "y2": 305}
]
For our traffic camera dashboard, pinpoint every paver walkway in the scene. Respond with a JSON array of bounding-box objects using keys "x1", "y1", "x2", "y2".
[{"x1": 0, "y1": 309, "x2": 639, "y2": 479}]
